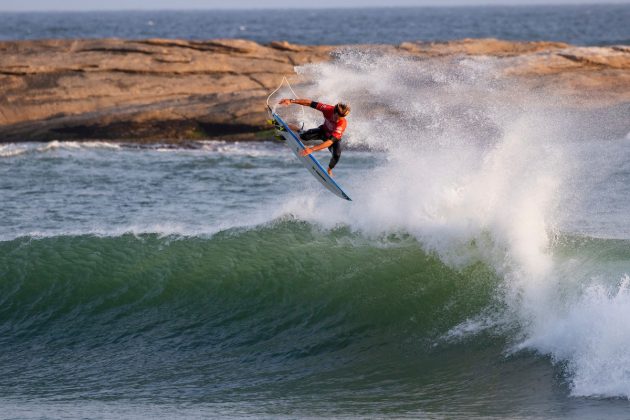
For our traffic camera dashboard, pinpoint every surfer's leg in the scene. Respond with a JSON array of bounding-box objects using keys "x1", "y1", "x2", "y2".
[
  {"x1": 300, "y1": 126, "x2": 326, "y2": 141},
  {"x1": 327, "y1": 140, "x2": 342, "y2": 169}
]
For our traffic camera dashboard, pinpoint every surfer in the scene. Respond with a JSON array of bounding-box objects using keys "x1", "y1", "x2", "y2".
[{"x1": 279, "y1": 98, "x2": 350, "y2": 177}]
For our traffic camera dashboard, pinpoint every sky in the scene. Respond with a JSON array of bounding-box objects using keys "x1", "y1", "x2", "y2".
[{"x1": 1, "y1": 0, "x2": 629, "y2": 12}]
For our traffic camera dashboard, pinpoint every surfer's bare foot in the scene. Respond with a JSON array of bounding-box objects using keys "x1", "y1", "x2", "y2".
[{"x1": 327, "y1": 168, "x2": 333, "y2": 177}]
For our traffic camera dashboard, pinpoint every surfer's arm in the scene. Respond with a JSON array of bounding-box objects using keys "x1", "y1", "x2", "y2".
[
  {"x1": 279, "y1": 98, "x2": 312, "y2": 107},
  {"x1": 299, "y1": 140, "x2": 333, "y2": 157}
]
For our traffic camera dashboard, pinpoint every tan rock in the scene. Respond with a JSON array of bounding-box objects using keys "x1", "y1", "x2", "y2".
[
  {"x1": 398, "y1": 38, "x2": 569, "y2": 57},
  {"x1": 0, "y1": 38, "x2": 628, "y2": 142}
]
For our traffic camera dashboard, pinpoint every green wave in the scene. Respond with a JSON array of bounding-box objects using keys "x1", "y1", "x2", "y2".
[
  {"x1": 0, "y1": 221, "x2": 499, "y2": 351},
  {"x1": 6, "y1": 221, "x2": 629, "y2": 412}
]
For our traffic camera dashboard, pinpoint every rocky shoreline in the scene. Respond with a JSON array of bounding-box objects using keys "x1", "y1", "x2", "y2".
[{"x1": 1, "y1": 38, "x2": 628, "y2": 143}]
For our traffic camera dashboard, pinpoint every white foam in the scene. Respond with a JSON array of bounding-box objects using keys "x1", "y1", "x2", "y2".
[
  {"x1": 0, "y1": 140, "x2": 284, "y2": 159},
  {"x1": 200, "y1": 141, "x2": 283, "y2": 158},
  {"x1": 288, "y1": 52, "x2": 561, "y2": 270},
  {"x1": 0, "y1": 140, "x2": 122, "y2": 157},
  {"x1": 516, "y1": 274, "x2": 630, "y2": 398},
  {"x1": 0, "y1": 144, "x2": 30, "y2": 157},
  {"x1": 440, "y1": 312, "x2": 505, "y2": 344},
  {"x1": 282, "y1": 50, "x2": 630, "y2": 398}
]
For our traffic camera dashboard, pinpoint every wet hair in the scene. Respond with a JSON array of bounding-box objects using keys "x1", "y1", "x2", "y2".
[{"x1": 334, "y1": 103, "x2": 350, "y2": 117}]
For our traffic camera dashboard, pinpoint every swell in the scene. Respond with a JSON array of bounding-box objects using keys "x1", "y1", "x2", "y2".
[
  {"x1": 0, "y1": 221, "x2": 499, "y2": 353},
  {"x1": 4, "y1": 222, "x2": 630, "y2": 409},
  {"x1": 3, "y1": 225, "x2": 628, "y2": 355},
  {"x1": 0, "y1": 221, "x2": 509, "y2": 405}
]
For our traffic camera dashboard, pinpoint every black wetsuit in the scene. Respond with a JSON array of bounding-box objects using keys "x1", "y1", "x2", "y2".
[{"x1": 300, "y1": 126, "x2": 342, "y2": 170}]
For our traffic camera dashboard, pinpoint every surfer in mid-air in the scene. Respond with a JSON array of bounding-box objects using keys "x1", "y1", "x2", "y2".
[{"x1": 279, "y1": 98, "x2": 350, "y2": 177}]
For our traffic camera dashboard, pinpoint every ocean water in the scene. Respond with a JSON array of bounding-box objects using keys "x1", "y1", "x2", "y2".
[
  {"x1": 0, "y1": 5, "x2": 629, "y2": 46},
  {"x1": 1, "y1": 51, "x2": 630, "y2": 418}
]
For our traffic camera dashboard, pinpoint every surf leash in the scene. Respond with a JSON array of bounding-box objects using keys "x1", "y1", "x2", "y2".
[{"x1": 266, "y1": 76, "x2": 306, "y2": 122}]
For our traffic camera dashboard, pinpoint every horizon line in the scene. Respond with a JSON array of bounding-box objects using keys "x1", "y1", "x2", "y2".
[{"x1": 0, "y1": 2, "x2": 627, "y2": 13}]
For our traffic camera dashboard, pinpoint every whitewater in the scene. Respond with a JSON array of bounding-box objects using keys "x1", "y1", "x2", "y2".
[
  {"x1": 1, "y1": 52, "x2": 630, "y2": 418},
  {"x1": 292, "y1": 52, "x2": 630, "y2": 400}
]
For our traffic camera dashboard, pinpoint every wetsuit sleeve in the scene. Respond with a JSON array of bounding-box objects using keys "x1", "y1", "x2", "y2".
[{"x1": 311, "y1": 102, "x2": 335, "y2": 115}]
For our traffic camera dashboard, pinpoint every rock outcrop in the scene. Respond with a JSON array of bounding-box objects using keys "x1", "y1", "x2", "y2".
[{"x1": 0, "y1": 38, "x2": 628, "y2": 142}]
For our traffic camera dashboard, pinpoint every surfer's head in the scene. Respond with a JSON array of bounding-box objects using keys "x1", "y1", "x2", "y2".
[{"x1": 334, "y1": 103, "x2": 350, "y2": 117}]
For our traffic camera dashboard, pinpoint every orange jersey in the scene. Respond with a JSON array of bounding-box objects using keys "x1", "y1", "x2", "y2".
[{"x1": 311, "y1": 102, "x2": 347, "y2": 140}]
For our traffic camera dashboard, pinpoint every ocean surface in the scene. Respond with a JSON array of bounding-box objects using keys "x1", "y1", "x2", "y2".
[
  {"x1": 2, "y1": 7, "x2": 630, "y2": 419},
  {"x1": 0, "y1": 5, "x2": 629, "y2": 46}
]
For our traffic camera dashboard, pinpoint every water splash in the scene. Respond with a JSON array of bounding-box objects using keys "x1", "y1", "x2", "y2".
[{"x1": 285, "y1": 50, "x2": 630, "y2": 398}]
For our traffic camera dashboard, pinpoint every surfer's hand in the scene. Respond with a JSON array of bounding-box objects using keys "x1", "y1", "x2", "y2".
[
  {"x1": 300, "y1": 148, "x2": 313, "y2": 157},
  {"x1": 327, "y1": 167, "x2": 333, "y2": 177},
  {"x1": 279, "y1": 98, "x2": 292, "y2": 105}
]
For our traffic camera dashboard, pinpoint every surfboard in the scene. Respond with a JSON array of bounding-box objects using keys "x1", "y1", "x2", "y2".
[{"x1": 270, "y1": 110, "x2": 351, "y2": 201}]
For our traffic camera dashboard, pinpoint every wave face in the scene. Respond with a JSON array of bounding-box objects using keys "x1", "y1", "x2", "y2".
[
  {"x1": 0, "y1": 226, "x2": 503, "y2": 413},
  {"x1": 1, "y1": 51, "x2": 630, "y2": 417},
  {"x1": 2, "y1": 228, "x2": 630, "y2": 418}
]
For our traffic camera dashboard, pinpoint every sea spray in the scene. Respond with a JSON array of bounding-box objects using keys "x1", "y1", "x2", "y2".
[
  {"x1": 516, "y1": 274, "x2": 630, "y2": 398},
  {"x1": 282, "y1": 50, "x2": 630, "y2": 398}
]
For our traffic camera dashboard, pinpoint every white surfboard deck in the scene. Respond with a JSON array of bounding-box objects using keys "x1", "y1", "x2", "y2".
[{"x1": 271, "y1": 111, "x2": 351, "y2": 201}]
